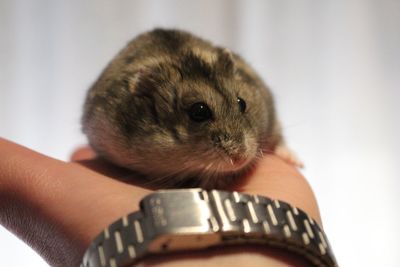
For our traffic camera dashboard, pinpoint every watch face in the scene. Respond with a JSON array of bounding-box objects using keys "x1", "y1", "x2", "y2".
[
  {"x1": 142, "y1": 189, "x2": 221, "y2": 251},
  {"x1": 143, "y1": 189, "x2": 212, "y2": 232}
]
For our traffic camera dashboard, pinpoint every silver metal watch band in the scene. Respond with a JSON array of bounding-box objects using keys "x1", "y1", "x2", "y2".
[{"x1": 81, "y1": 189, "x2": 337, "y2": 267}]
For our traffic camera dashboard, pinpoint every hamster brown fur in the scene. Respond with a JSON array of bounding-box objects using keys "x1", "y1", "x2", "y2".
[{"x1": 82, "y1": 29, "x2": 284, "y2": 189}]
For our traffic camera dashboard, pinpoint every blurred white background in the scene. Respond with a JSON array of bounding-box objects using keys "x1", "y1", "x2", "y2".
[{"x1": 1, "y1": 0, "x2": 399, "y2": 266}]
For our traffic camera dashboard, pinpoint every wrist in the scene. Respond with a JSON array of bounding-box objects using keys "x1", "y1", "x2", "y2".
[{"x1": 138, "y1": 245, "x2": 311, "y2": 267}]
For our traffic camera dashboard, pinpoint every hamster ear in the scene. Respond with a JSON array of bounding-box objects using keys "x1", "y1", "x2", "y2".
[
  {"x1": 127, "y1": 67, "x2": 165, "y2": 95},
  {"x1": 125, "y1": 68, "x2": 149, "y2": 93},
  {"x1": 217, "y1": 48, "x2": 236, "y2": 75}
]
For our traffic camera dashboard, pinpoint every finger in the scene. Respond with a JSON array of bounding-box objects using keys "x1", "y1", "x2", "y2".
[
  {"x1": 69, "y1": 146, "x2": 139, "y2": 183},
  {"x1": 0, "y1": 138, "x2": 151, "y2": 265},
  {"x1": 232, "y1": 155, "x2": 321, "y2": 225},
  {"x1": 71, "y1": 157, "x2": 137, "y2": 182},
  {"x1": 0, "y1": 138, "x2": 147, "y2": 231},
  {"x1": 70, "y1": 146, "x2": 96, "y2": 161},
  {"x1": 0, "y1": 138, "x2": 66, "y2": 191}
]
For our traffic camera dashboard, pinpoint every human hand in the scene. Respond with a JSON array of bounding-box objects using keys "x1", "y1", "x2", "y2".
[{"x1": 0, "y1": 138, "x2": 321, "y2": 266}]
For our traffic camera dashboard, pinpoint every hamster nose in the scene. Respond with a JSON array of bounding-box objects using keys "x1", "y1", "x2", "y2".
[
  {"x1": 211, "y1": 134, "x2": 221, "y2": 144},
  {"x1": 211, "y1": 133, "x2": 230, "y2": 144}
]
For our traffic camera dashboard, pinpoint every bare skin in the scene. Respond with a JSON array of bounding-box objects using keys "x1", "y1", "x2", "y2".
[{"x1": 0, "y1": 138, "x2": 321, "y2": 266}]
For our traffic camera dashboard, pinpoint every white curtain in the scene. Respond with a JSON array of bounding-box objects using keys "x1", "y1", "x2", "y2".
[{"x1": 1, "y1": 0, "x2": 399, "y2": 266}]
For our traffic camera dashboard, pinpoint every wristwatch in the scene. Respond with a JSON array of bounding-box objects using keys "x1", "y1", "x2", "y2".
[{"x1": 81, "y1": 189, "x2": 337, "y2": 267}]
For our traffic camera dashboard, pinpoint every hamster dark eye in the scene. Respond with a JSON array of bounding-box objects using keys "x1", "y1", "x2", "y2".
[
  {"x1": 188, "y1": 102, "x2": 213, "y2": 122},
  {"x1": 237, "y1": 97, "x2": 246, "y2": 113}
]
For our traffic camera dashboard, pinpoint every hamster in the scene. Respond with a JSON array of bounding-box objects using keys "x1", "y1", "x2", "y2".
[{"x1": 82, "y1": 29, "x2": 297, "y2": 189}]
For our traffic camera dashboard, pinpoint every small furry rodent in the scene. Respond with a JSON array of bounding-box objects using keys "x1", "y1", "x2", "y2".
[{"x1": 82, "y1": 29, "x2": 298, "y2": 189}]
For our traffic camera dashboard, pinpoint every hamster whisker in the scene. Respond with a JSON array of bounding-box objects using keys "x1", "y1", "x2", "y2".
[
  {"x1": 204, "y1": 161, "x2": 214, "y2": 172},
  {"x1": 212, "y1": 147, "x2": 232, "y2": 165},
  {"x1": 150, "y1": 162, "x2": 195, "y2": 186}
]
